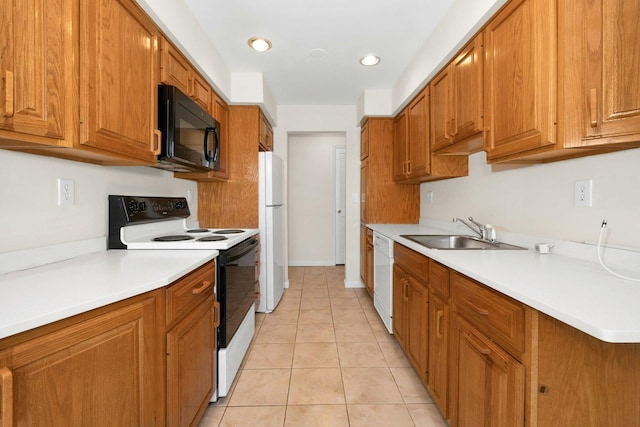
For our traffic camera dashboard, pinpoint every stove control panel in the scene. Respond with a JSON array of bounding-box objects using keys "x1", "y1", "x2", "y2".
[{"x1": 108, "y1": 195, "x2": 191, "y2": 249}]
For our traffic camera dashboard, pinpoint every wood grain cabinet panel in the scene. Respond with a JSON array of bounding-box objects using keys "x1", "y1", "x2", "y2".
[
  {"x1": 393, "y1": 87, "x2": 468, "y2": 182},
  {"x1": 537, "y1": 313, "x2": 640, "y2": 426},
  {"x1": 79, "y1": 0, "x2": 159, "y2": 164},
  {"x1": 258, "y1": 111, "x2": 273, "y2": 151},
  {"x1": 393, "y1": 243, "x2": 429, "y2": 385},
  {"x1": 160, "y1": 38, "x2": 211, "y2": 113},
  {"x1": 166, "y1": 296, "x2": 217, "y2": 427},
  {"x1": 559, "y1": 0, "x2": 640, "y2": 150},
  {"x1": 483, "y1": 0, "x2": 556, "y2": 161},
  {"x1": 432, "y1": 34, "x2": 484, "y2": 154},
  {"x1": 427, "y1": 260, "x2": 450, "y2": 417},
  {"x1": 449, "y1": 315, "x2": 525, "y2": 427},
  {"x1": 0, "y1": 0, "x2": 72, "y2": 143},
  {"x1": 0, "y1": 292, "x2": 165, "y2": 426}
]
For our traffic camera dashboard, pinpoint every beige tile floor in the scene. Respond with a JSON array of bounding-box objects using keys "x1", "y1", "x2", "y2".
[{"x1": 199, "y1": 266, "x2": 448, "y2": 427}]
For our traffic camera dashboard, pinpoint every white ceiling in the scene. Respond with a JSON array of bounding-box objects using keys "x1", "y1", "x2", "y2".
[{"x1": 183, "y1": 0, "x2": 455, "y2": 105}]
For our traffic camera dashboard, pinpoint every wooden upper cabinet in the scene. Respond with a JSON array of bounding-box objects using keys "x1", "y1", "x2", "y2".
[
  {"x1": 559, "y1": 0, "x2": 640, "y2": 149},
  {"x1": 407, "y1": 88, "x2": 431, "y2": 179},
  {"x1": 586, "y1": 0, "x2": 640, "y2": 143},
  {"x1": 79, "y1": 0, "x2": 160, "y2": 164},
  {"x1": 159, "y1": 38, "x2": 212, "y2": 113},
  {"x1": 483, "y1": 0, "x2": 556, "y2": 161},
  {"x1": 0, "y1": 0, "x2": 73, "y2": 143},
  {"x1": 258, "y1": 111, "x2": 273, "y2": 151},
  {"x1": 392, "y1": 88, "x2": 430, "y2": 181},
  {"x1": 393, "y1": 108, "x2": 408, "y2": 181},
  {"x1": 432, "y1": 34, "x2": 483, "y2": 154},
  {"x1": 360, "y1": 121, "x2": 369, "y2": 160},
  {"x1": 210, "y1": 92, "x2": 229, "y2": 179},
  {"x1": 394, "y1": 87, "x2": 468, "y2": 183},
  {"x1": 360, "y1": 156, "x2": 368, "y2": 223}
]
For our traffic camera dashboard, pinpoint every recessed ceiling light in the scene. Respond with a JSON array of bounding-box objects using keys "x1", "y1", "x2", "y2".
[
  {"x1": 248, "y1": 37, "x2": 272, "y2": 52},
  {"x1": 360, "y1": 55, "x2": 381, "y2": 66}
]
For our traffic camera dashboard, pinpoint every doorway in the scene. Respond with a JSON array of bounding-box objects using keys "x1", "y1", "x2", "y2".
[{"x1": 287, "y1": 132, "x2": 346, "y2": 266}]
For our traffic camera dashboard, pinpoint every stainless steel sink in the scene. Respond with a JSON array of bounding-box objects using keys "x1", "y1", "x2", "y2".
[{"x1": 401, "y1": 235, "x2": 526, "y2": 250}]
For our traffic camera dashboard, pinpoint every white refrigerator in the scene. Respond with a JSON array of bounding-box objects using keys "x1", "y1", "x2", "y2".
[{"x1": 258, "y1": 152, "x2": 285, "y2": 312}]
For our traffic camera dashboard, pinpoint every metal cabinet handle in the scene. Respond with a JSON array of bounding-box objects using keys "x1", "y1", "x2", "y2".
[
  {"x1": 4, "y1": 71, "x2": 14, "y2": 118},
  {"x1": 0, "y1": 367, "x2": 13, "y2": 427},
  {"x1": 191, "y1": 280, "x2": 211, "y2": 295}
]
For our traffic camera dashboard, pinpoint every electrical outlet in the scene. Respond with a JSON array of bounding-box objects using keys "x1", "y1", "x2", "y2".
[
  {"x1": 57, "y1": 179, "x2": 74, "y2": 206},
  {"x1": 426, "y1": 191, "x2": 434, "y2": 204},
  {"x1": 574, "y1": 179, "x2": 592, "y2": 207}
]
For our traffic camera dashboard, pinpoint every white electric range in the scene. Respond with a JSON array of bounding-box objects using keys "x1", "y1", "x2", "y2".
[{"x1": 108, "y1": 195, "x2": 259, "y2": 400}]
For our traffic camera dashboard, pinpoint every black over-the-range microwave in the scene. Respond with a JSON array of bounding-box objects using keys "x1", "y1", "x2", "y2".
[{"x1": 156, "y1": 84, "x2": 221, "y2": 173}]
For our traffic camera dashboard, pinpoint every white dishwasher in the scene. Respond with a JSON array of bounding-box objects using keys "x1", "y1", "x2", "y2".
[{"x1": 373, "y1": 232, "x2": 394, "y2": 333}]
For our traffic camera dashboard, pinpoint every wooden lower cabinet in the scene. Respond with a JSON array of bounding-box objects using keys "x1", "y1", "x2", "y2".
[
  {"x1": 536, "y1": 313, "x2": 640, "y2": 426},
  {"x1": 0, "y1": 261, "x2": 220, "y2": 427},
  {"x1": 365, "y1": 228, "x2": 374, "y2": 297},
  {"x1": 449, "y1": 315, "x2": 525, "y2": 427},
  {"x1": 0, "y1": 291, "x2": 165, "y2": 426},
  {"x1": 166, "y1": 295, "x2": 218, "y2": 427},
  {"x1": 392, "y1": 245, "x2": 429, "y2": 384},
  {"x1": 165, "y1": 261, "x2": 217, "y2": 427},
  {"x1": 427, "y1": 292, "x2": 449, "y2": 416}
]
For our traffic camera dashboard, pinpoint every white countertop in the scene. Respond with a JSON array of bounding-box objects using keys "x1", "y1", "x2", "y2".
[
  {"x1": 0, "y1": 249, "x2": 217, "y2": 340},
  {"x1": 369, "y1": 223, "x2": 640, "y2": 343}
]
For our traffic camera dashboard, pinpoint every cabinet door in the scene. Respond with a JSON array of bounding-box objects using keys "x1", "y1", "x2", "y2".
[
  {"x1": 211, "y1": 92, "x2": 229, "y2": 179},
  {"x1": 393, "y1": 108, "x2": 408, "y2": 181},
  {"x1": 431, "y1": 66, "x2": 453, "y2": 151},
  {"x1": 0, "y1": 293, "x2": 163, "y2": 426},
  {"x1": 360, "y1": 121, "x2": 369, "y2": 160},
  {"x1": 167, "y1": 297, "x2": 217, "y2": 427},
  {"x1": 365, "y1": 231, "x2": 374, "y2": 298},
  {"x1": 360, "y1": 157, "x2": 368, "y2": 223},
  {"x1": 392, "y1": 264, "x2": 408, "y2": 348},
  {"x1": 259, "y1": 112, "x2": 273, "y2": 151},
  {"x1": 0, "y1": 0, "x2": 71, "y2": 141},
  {"x1": 159, "y1": 38, "x2": 190, "y2": 95},
  {"x1": 360, "y1": 224, "x2": 367, "y2": 284},
  {"x1": 428, "y1": 293, "x2": 449, "y2": 416},
  {"x1": 79, "y1": 0, "x2": 159, "y2": 163},
  {"x1": 483, "y1": 0, "x2": 556, "y2": 160},
  {"x1": 451, "y1": 33, "x2": 483, "y2": 142},
  {"x1": 583, "y1": 0, "x2": 640, "y2": 142},
  {"x1": 450, "y1": 315, "x2": 524, "y2": 427},
  {"x1": 406, "y1": 275, "x2": 429, "y2": 384},
  {"x1": 407, "y1": 88, "x2": 430, "y2": 178}
]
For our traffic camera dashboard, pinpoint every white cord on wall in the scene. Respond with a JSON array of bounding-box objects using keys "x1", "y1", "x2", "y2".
[{"x1": 597, "y1": 220, "x2": 640, "y2": 282}]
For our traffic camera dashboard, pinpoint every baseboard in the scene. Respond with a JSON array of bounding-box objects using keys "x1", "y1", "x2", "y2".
[
  {"x1": 344, "y1": 279, "x2": 365, "y2": 289},
  {"x1": 288, "y1": 260, "x2": 336, "y2": 267}
]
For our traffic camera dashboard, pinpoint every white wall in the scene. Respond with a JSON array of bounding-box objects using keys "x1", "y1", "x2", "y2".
[
  {"x1": 421, "y1": 149, "x2": 640, "y2": 249},
  {"x1": 274, "y1": 105, "x2": 361, "y2": 286},
  {"x1": 0, "y1": 150, "x2": 197, "y2": 254},
  {"x1": 288, "y1": 133, "x2": 345, "y2": 265}
]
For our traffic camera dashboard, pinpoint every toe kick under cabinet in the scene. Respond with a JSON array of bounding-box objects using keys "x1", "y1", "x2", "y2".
[
  {"x1": 389, "y1": 243, "x2": 640, "y2": 427},
  {"x1": 0, "y1": 261, "x2": 219, "y2": 427}
]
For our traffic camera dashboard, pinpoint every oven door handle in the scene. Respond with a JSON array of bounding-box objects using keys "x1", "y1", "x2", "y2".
[
  {"x1": 204, "y1": 127, "x2": 217, "y2": 162},
  {"x1": 226, "y1": 238, "x2": 259, "y2": 262}
]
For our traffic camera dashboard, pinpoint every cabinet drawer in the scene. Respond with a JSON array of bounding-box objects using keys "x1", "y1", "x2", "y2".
[
  {"x1": 451, "y1": 272, "x2": 524, "y2": 355},
  {"x1": 394, "y1": 243, "x2": 429, "y2": 282},
  {"x1": 429, "y1": 260, "x2": 450, "y2": 300},
  {"x1": 166, "y1": 262, "x2": 215, "y2": 326}
]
